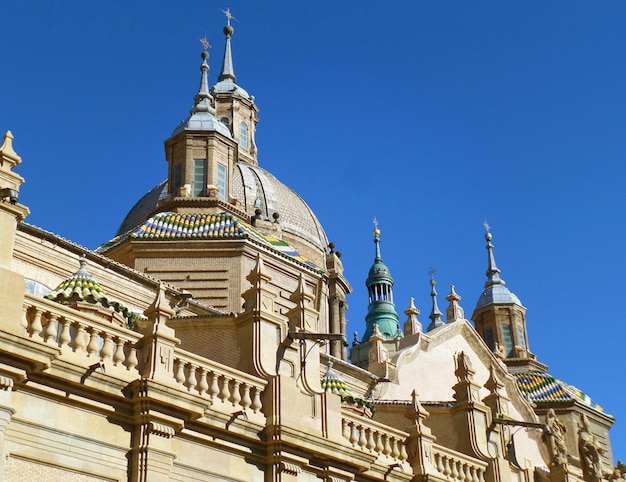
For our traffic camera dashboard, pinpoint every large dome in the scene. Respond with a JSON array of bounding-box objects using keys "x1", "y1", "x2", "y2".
[{"x1": 115, "y1": 162, "x2": 328, "y2": 253}]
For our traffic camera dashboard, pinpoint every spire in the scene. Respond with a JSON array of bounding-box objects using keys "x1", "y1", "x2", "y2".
[
  {"x1": 219, "y1": 6, "x2": 237, "y2": 83},
  {"x1": 362, "y1": 221, "x2": 401, "y2": 341},
  {"x1": 483, "y1": 220, "x2": 504, "y2": 289},
  {"x1": 191, "y1": 39, "x2": 216, "y2": 116},
  {"x1": 427, "y1": 270, "x2": 444, "y2": 332}
]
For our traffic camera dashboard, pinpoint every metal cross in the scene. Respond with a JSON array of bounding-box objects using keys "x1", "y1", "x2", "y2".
[
  {"x1": 373, "y1": 217, "x2": 378, "y2": 230},
  {"x1": 221, "y1": 6, "x2": 236, "y2": 25},
  {"x1": 483, "y1": 219, "x2": 490, "y2": 233},
  {"x1": 428, "y1": 267, "x2": 436, "y2": 279},
  {"x1": 199, "y1": 37, "x2": 211, "y2": 51}
]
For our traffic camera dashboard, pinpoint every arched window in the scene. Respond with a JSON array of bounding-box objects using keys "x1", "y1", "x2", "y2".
[
  {"x1": 240, "y1": 122, "x2": 249, "y2": 149},
  {"x1": 220, "y1": 117, "x2": 230, "y2": 128}
]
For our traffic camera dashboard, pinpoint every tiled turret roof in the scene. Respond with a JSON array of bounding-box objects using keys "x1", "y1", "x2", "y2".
[
  {"x1": 514, "y1": 371, "x2": 604, "y2": 413},
  {"x1": 45, "y1": 259, "x2": 139, "y2": 328},
  {"x1": 321, "y1": 362, "x2": 353, "y2": 397}
]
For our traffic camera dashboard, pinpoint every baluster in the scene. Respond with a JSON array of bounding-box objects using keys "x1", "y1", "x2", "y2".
[
  {"x1": 197, "y1": 368, "x2": 209, "y2": 395},
  {"x1": 383, "y1": 434, "x2": 392, "y2": 456},
  {"x1": 358, "y1": 425, "x2": 367, "y2": 449},
  {"x1": 375, "y1": 431, "x2": 384, "y2": 454},
  {"x1": 208, "y1": 372, "x2": 219, "y2": 399},
  {"x1": 464, "y1": 464, "x2": 472, "y2": 482},
  {"x1": 399, "y1": 441, "x2": 408, "y2": 462},
  {"x1": 185, "y1": 364, "x2": 197, "y2": 391},
  {"x1": 44, "y1": 313, "x2": 58, "y2": 343},
  {"x1": 30, "y1": 308, "x2": 43, "y2": 338},
  {"x1": 470, "y1": 466, "x2": 478, "y2": 482},
  {"x1": 73, "y1": 323, "x2": 87, "y2": 352},
  {"x1": 478, "y1": 468, "x2": 486, "y2": 482},
  {"x1": 435, "y1": 453, "x2": 444, "y2": 474},
  {"x1": 125, "y1": 343, "x2": 138, "y2": 371},
  {"x1": 366, "y1": 428, "x2": 375, "y2": 451},
  {"x1": 219, "y1": 376, "x2": 230, "y2": 402},
  {"x1": 20, "y1": 305, "x2": 29, "y2": 333},
  {"x1": 349, "y1": 423, "x2": 359, "y2": 445},
  {"x1": 58, "y1": 317, "x2": 72, "y2": 349},
  {"x1": 86, "y1": 329, "x2": 99, "y2": 356},
  {"x1": 100, "y1": 333, "x2": 114, "y2": 362},
  {"x1": 342, "y1": 419, "x2": 351, "y2": 440},
  {"x1": 451, "y1": 460, "x2": 459, "y2": 480},
  {"x1": 174, "y1": 359, "x2": 186, "y2": 384},
  {"x1": 443, "y1": 456, "x2": 452, "y2": 477},
  {"x1": 229, "y1": 380, "x2": 241, "y2": 406},
  {"x1": 250, "y1": 386, "x2": 262, "y2": 413},
  {"x1": 113, "y1": 338, "x2": 125, "y2": 366},
  {"x1": 391, "y1": 437, "x2": 400, "y2": 459},
  {"x1": 240, "y1": 384, "x2": 252, "y2": 410}
]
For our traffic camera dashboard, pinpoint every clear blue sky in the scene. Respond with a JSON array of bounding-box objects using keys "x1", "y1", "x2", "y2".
[{"x1": 2, "y1": 1, "x2": 625, "y2": 458}]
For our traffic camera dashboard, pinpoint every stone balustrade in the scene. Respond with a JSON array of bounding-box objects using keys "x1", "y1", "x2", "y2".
[
  {"x1": 341, "y1": 412, "x2": 409, "y2": 464},
  {"x1": 22, "y1": 293, "x2": 142, "y2": 372},
  {"x1": 432, "y1": 445, "x2": 487, "y2": 482},
  {"x1": 173, "y1": 349, "x2": 266, "y2": 416}
]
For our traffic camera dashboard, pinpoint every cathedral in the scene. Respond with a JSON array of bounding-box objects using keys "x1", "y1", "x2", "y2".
[{"x1": 0, "y1": 10, "x2": 621, "y2": 482}]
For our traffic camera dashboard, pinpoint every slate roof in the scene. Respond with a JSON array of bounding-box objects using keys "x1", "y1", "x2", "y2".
[
  {"x1": 103, "y1": 212, "x2": 319, "y2": 270},
  {"x1": 514, "y1": 371, "x2": 604, "y2": 412}
]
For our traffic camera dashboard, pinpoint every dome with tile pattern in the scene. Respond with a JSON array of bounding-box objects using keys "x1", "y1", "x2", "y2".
[{"x1": 115, "y1": 162, "x2": 328, "y2": 253}]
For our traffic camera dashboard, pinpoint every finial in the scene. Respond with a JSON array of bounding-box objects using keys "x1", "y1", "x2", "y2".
[
  {"x1": 446, "y1": 285, "x2": 464, "y2": 322},
  {"x1": 221, "y1": 5, "x2": 236, "y2": 27},
  {"x1": 199, "y1": 36, "x2": 211, "y2": 52},
  {"x1": 218, "y1": 6, "x2": 237, "y2": 82},
  {"x1": 404, "y1": 297, "x2": 422, "y2": 336},
  {"x1": 483, "y1": 223, "x2": 504, "y2": 288},
  {"x1": 427, "y1": 271, "x2": 445, "y2": 331},
  {"x1": 190, "y1": 36, "x2": 216, "y2": 116},
  {"x1": 372, "y1": 218, "x2": 382, "y2": 261}
]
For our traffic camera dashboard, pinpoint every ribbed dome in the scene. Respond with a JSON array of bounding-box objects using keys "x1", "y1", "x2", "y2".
[{"x1": 114, "y1": 162, "x2": 328, "y2": 253}]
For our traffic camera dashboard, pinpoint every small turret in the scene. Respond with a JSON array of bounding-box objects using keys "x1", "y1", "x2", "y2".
[
  {"x1": 361, "y1": 223, "x2": 401, "y2": 341},
  {"x1": 472, "y1": 223, "x2": 546, "y2": 372}
]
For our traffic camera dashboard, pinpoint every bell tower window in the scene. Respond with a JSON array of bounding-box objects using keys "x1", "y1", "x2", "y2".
[
  {"x1": 172, "y1": 163, "x2": 182, "y2": 197},
  {"x1": 217, "y1": 163, "x2": 227, "y2": 201},
  {"x1": 193, "y1": 159, "x2": 206, "y2": 196},
  {"x1": 240, "y1": 122, "x2": 249, "y2": 149},
  {"x1": 501, "y1": 324, "x2": 514, "y2": 357},
  {"x1": 484, "y1": 327, "x2": 495, "y2": 351}
]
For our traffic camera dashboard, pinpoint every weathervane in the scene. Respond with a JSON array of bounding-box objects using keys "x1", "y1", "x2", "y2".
[
  {"x1": 199, "y1": 36, "x2": 211, "y2": 51},
  {"x1": 221, "y1": 5, "x2": 236, "y2": 25}
]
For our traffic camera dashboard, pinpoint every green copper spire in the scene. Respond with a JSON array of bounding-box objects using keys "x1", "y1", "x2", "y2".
[{"x1": 361, "y1": 223, "x2": 402, "y2": 341}]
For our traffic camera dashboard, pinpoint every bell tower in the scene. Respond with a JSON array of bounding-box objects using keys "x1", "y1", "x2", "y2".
[{"x1": 161, "y1": 38, "x2": 243, "y2": 216}]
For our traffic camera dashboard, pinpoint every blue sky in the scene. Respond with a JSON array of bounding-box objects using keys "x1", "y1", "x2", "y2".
[{"x1": 2, "y1": 1, "x2": 625, "y2": 458}]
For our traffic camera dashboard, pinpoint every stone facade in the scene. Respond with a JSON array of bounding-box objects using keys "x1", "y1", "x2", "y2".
[{"x1": 0, "y1": 16, "x2": 620, "y2": 482}]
